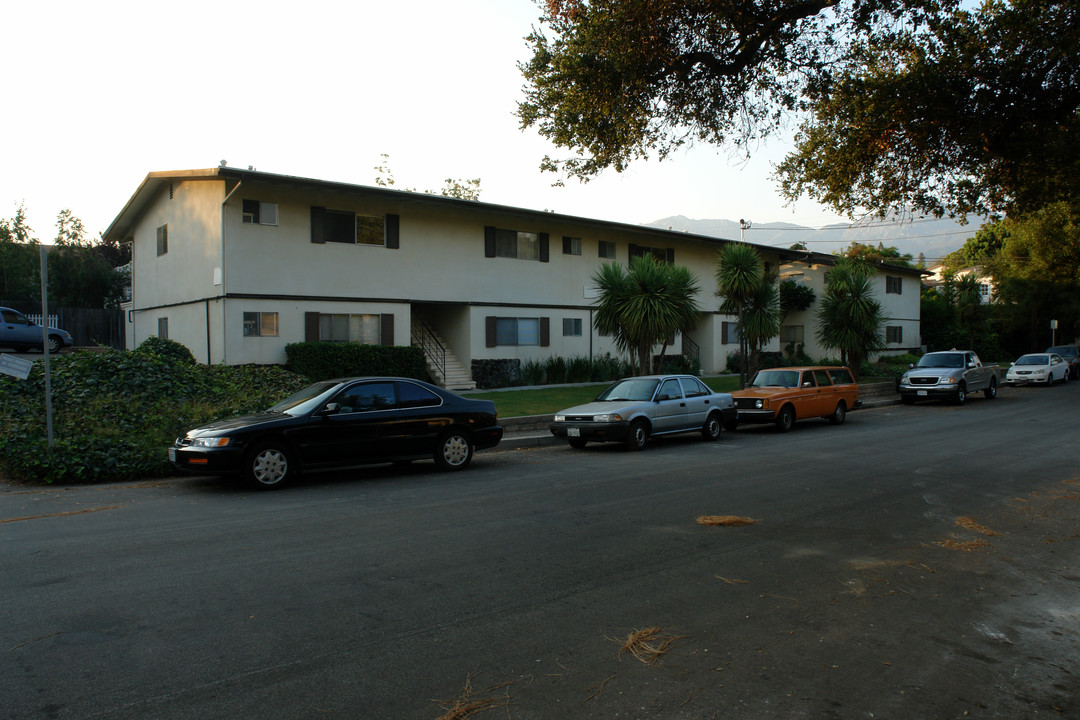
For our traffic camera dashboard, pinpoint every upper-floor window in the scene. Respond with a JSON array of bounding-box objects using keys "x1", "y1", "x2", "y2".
[
  {"x1": 562, "y1": 236, "x2": 582, "y2": 256},
  {"x1": 242, "y1": 200, "x2": 279, "y2": 226},
  {"x1": 156, "y1": 224, "x2": 168, "y2": 256},
  {"x1": 243, "y1": 312, "x2": 279, "y2": 337},
  {"x1": 311, "y1": 207, "x2": 400, "y2": 248},
  {"x1": 598, "y1": 240, "x2": 616, "y2": 259},
  {"x1": 886, "y1": 276, "x2": 903, "y2": 294},
  {"x1": 484, "y1": 226, "x2": 549, "y2": 262},
  {"x1": 629, "y1": 244, "x2": 673, "y2": 263}
]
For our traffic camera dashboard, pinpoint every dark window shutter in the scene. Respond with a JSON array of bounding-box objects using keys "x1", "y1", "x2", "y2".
[
  {"x1": 385, "y1": 214, "x2": 400, "y2": 249},
  {"x1": 305, "y1": 312, "x2": 320, "y2": 342},
  {"x1": 628, "y1": 243, "x2": 640, "y2": 259},
  {"x1": 666, "y1": 248, "x2": 675, "y2": 264},
  {"x1": 485, "y1": 316, "x2": 497, "y2": 347},
  {"x1": 896, "y1": 277, "x2": 902, "y2": 294},
  {"x1": 484, "y1": 226, "x2": 496, "y2": 257},
  {"x1": 539, "y1": 233, "x2": 549, "y2": 262},
  {"x1": 562, "y1": 236, "x2": 572, "y2": 254},
  {"x1": 381, "y1": 314, "x2": 394, "y2": 346},
  {"x1": 540, "y1": 317, "x2": 550, "y2": 347},
  {"x1": 310, "y1": 207, "x2": 326, "y2": 244}
]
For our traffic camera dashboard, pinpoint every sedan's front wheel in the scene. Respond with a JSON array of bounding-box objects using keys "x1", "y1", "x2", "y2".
[
  {"x1": 624, "y1": 419, "x2": 649, "y2": 451},
  {"x1": 245, "y1": 443, "x2": 295, "y2": 490},
  {"x1": 434, "y1": 430, "x2": 473, "y2": 471}
]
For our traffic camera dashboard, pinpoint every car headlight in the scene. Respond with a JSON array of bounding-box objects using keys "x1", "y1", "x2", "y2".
[
  {"x1": 593, "y1": 413, "x2": 624, "y2": 423},
  {"x1": 191, "y1": 437, "x2": 230, "y2": 448},
  {"x1": 755, "y1": 399, "x2": 764, "y2": 409},
  {"x1": 554, "y1": 414, "x2": 565, "y2": 422}
]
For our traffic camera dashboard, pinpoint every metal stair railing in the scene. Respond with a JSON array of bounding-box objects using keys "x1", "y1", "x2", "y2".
[
  {"x1": 411, "y1": 314, "x2": 446, "y2": 384},
  {"x1": 682, "y1": 334, "x2": 700, "y2": 370}
]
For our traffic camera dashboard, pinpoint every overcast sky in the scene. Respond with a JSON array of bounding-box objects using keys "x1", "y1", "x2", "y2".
[{"x1": 3, "y1": 0, "x2": 864, "y2": 244}]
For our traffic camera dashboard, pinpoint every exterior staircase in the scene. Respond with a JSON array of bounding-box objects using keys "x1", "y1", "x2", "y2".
[{"x1": 411, "y1": 316, "x2": 476, "y2": 391}]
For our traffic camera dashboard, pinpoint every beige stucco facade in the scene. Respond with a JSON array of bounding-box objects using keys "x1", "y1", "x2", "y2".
[{"x1": 108, "y1": 167, "x2": 923, "y2": 382}]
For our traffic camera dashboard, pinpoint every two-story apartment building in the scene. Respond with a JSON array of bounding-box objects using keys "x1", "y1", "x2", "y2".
[
  {"x1": 103, "y1": 167, "x2": 923, "y2": 385},
  {"x1": 780, "y1": 259, "x2": 927, "y2": 358}
]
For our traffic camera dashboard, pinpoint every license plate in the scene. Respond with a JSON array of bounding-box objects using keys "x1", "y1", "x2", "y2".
[
  {"x1": 168, "y1": 447, "x2": 176, "y2": 462},
  {"x1": 568, "y1": 428, "x2": 581, "y2": 437},
  {"x1": 917, "y1": 390, "x2": 928, "y2": 396}
]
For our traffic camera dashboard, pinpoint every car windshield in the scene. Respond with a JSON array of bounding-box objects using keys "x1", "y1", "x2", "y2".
[
  {"x1": 1048, "y1": 346, "x2": 1077, "y2": 359},
  {"x1": 750, "y1": 370, "x2": 800, "y2": 388},
  {"x1": 1015, "y1": 355, "x2": 1049, "y2": 366},
  {"x1": 266, "y1": 381, "x2": 341, "y2": 416},
  {"x1": 595, "y1": 378, "x2": 660, "y2": 402},
  {"x1": 917, "y1": 353, "x2": 964, "y2": 368}
]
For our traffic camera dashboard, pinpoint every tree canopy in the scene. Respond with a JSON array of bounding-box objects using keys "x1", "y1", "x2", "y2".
[{"x1": 518, "y1": 0, "x2": 1079, "y2": 221}]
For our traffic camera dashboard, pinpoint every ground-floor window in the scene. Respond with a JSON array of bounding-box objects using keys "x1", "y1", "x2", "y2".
[
  {"x1": 305, "y1": 312, "x2": 394, "y2": 345},
  {"x1": 722, "y1": 321, "x2": 741, "y2": 345},
  {"x1": 157, "y1": 317, "x2": 168, "y2": 339},
  {"x1": 243, "y1": 311, "x2": 279, "y2": 337},
  {"x1": 486, "y1": 316, "x2": 550, "y2": 347},
  {"x1": 886, "y1": 326, "x2": 903, "y2": 343},
  {"x1": 780, "y1": 325, "x2": 804, "y2": 344},
  {"x1": 563, "y1": 318, "x2": 582, "y2": 337}
]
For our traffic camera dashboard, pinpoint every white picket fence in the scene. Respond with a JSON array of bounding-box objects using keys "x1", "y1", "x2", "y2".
[{"x1": 25, "y1": 313, "x2": 59, "y2": 328}]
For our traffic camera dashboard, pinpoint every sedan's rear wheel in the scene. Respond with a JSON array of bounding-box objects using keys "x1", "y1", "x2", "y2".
[
  {"x1": 245, "y1": 443, "x2": 295, "y2": 490},
  {"x1": 434, "y1": 430, "x2": 473, "y2": 471},
  {"x1": 624, "y1": 419, "x2": 649, "y2": 451},
  {"x1": 701, "y1": 413, "x2": 722, "y2": 441},
  {"x1": 47, "y1": 335, "x2": 63, "y2": 353}
]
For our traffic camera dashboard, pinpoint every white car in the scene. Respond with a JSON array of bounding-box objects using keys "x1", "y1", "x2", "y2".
[{"x1": 1006, "y1": 353, "x2": 1069, "y2": 385}]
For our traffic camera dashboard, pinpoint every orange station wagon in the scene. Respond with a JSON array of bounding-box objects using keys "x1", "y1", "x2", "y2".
[{"x1": 729, "y1": 366, "x2": 860, "y2": 432}]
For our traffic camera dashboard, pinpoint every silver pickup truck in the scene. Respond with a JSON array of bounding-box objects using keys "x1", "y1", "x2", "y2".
[{"x1": 898, "y1": 350, "x2": 1003, "y2": 405}]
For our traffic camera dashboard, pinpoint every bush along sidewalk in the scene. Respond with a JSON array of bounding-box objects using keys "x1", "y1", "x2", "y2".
[{"x1": 0, "y1": 338, "x2": 307, "y2": 485}]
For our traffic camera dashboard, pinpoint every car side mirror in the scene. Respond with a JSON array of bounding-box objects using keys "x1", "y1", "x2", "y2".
[
  {"x1": 322, "y1": 403, "x2": 341, "y2": 416},
  {"x1": 656, "y1": 394, "x2": 670, "y2": 402},
  {"x1": 909, "y1": 363, "x2": 914, "y2": 368},
  {"x1": 803, "y1": 381, "x2": 812, "y2": 387}
]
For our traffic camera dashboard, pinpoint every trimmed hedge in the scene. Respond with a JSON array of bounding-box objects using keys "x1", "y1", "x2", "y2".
[{"x1": 285, "y1": 342, "x2": 429, "y2": 382}]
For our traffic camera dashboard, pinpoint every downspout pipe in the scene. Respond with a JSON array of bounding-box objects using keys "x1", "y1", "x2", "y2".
[{"x1": 218, "y1": 178, "x2": 243, "y2": 364}]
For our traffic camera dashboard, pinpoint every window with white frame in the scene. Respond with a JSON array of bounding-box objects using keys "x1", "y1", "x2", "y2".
[
  {"x1": 886, "y1": 276, "x2": 903, "y2": 294},
  {"x1": 562, "y1": 236, "x2": 582, "y2": 256},
  {"x1": 319, "y1": 314, "x2": 383, "y2": 344},
  {"x1": 497, "y1": 229, "x2": 539, "y2": 259},
  {"x1": 563, "y1": 318, "x2": 582, "y2": 336},
  {"x1": 242, "y1": 200, "x2": 279, "y2": 225},
  {"x1": 722, "y1": 322, "x2": 741, "y2": 345},
  {"x1": 598, "y1": 240, "x2": 616, "y2": 259},
  {"x1": 243, "y1": 312, "x2": 279, "y2": 337},
  {"x1": 780, "y1": 325, "x2": 804, "y2": 344},
  {"x1": 886, "y1": 326, "x2": 903, "y2": 343},
  {"x1": 496, "y1": 317, "x2": 540, "y2": 346},
  {"x1": 156, "y1": 224, "x2": 168, "y2": 256}
]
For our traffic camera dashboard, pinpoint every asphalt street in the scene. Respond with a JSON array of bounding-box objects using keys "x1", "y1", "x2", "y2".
[{"x1": 2, "y1": 382, "x2": 1078, "y2": 719}]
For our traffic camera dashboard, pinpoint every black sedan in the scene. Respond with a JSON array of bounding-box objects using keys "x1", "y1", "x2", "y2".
[{"x1": 169, "y1": 377, "x2": 502, "y2": 489}]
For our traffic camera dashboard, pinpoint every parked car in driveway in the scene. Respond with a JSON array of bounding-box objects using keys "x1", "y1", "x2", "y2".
[
  {"x1": 548, "y1": 374, "x2": 735, "y2": 450},
  {"x1": 169, "y1": 377, "x2": 503, "y2": 489},
  {"x1": 1006, "y1": 353, "x2": 1069, "y2": 386},
  {"x1": 729, "y1": 366, "x2": 860, "y2": 432},
  {"x1": 897, "y1": 350, "x2": 1001, "y2": 405},
  {"x1": 0, "y1": 306, "x2": 74, "y2": 353},
  {"x1": 1046, "y1": 345, "x2": 1080, "y2": 380}
]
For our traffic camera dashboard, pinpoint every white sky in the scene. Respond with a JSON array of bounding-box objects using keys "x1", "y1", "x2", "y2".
[{"x1": 1, "y1": 0, "x2": 854, "y2": 243}]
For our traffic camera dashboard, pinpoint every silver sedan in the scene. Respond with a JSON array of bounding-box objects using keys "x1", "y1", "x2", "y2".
[{"x1": 549, "y1": 374, "x2": 736, "y2": 450}]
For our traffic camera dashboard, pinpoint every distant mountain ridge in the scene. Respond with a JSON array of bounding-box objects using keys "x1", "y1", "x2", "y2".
[{"x1": 646, "y1": 215, "x2": 982, "y2": 265}]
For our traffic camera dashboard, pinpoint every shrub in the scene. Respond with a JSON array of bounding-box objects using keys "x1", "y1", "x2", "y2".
[
  {"x1": 134, "y1": 336, "x2": 197, "y2": 365},
  {"x1": 0, "y1": 349, "x2": 308, "y2": 485}
]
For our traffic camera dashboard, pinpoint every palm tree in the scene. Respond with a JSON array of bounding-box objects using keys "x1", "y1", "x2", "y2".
[
  {"x1": 815, "y1": 257, "x2": 888, "y2": 371},
  {"x1": 741, "y1": 271, "x2": 783, "y2": 375},
  {"x1": 593, "y1": 256, "x2": 701, "y2": 375},
  {"x1": 715, "y1": 243, "x2": 765, "y2": 387}
]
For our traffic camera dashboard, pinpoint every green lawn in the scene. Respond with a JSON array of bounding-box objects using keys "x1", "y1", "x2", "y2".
[{"x1": 464, "y1": 375, "x2": 743, "y2": 418}]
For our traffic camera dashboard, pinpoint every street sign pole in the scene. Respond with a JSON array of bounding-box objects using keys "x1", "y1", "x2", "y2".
[{"x1": 40, "y1": 246, "x2": 54, "y2": 449}]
